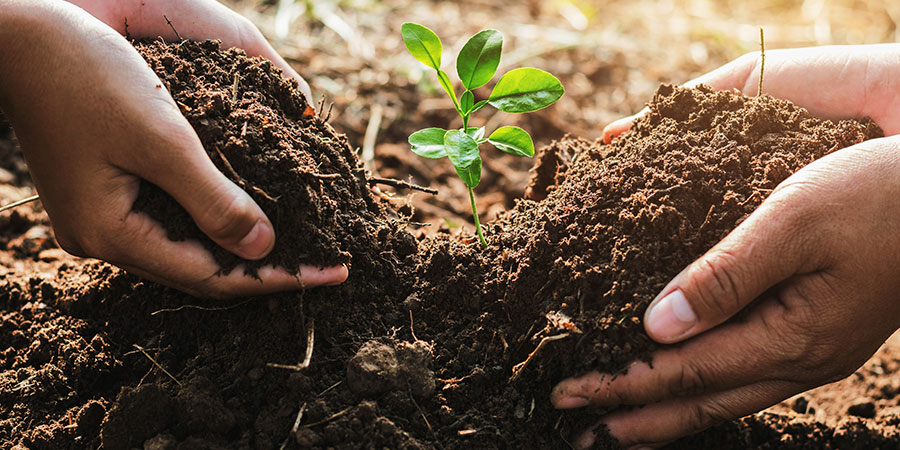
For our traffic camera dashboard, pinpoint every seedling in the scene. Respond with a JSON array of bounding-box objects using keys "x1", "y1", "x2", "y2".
[{"x1": 401, "y1": 23, "x2": 564, "y2": 247}]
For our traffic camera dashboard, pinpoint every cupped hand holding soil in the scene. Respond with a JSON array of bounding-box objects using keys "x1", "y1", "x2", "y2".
[
  {"x1": 602, "y1": 44, "x2": 900, "y2": 144},
  {"x1": 555, "y1": 45, "x2": 900, "y2": 449},
  {"x1": 0, "y1": 0, "x2": 345, "y2": 298}
]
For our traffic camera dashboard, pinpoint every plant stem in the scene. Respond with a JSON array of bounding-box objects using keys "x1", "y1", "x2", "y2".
[
  {"x1": 467, "y1": 186, "x2": 487, "y2": 247},
  {"x1": 757, "y1": 27, "x2": 765, "y2": 97},
  {"x1": 462, "y1": 113, "x2": 470, "y2": 130}
]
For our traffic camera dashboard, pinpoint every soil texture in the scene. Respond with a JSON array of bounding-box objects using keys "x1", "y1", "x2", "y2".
[{"x1": 0, "y1": 40, "x2": 897, "y2": 450}]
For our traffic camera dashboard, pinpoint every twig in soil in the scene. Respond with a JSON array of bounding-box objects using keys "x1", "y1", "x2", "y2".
[
  {"x1": 316, "y1": 96, "x2": 327, "y2": 116},
  {"x1": 213, "y1": 146, "x2": 281, "y2": 202},
  {"x1": 309, "y1": 172, "x2": 342, "y2": 179},
  {"x1": 150, "y1": 299, "x2": 251, "y2": 316},
  {"x1": 408, "y1": 387, "x2": 433, "y2": 432},
  {"x1": 214, "y1": 146, "x2": 243, "y2": 183},
  {"x1": 251, "y1": 186, "x2": 281, "y2": 203},
  {"x1": 498, "y1": 332, "x2": 509, "y2": 351},
  {"x1": 758, "y1": 27, "x2": 766, "y2": 97},
  {"x1": 278, "y1": 402, "x2": 307, "y2": 450},
  {"x1": 361, "y1": 103, "x2": 383, "y2": 170},
  {"x1": 163, "y1": 15, "x2": 183, "y2": 41},
  {"x1": 318, "y1": 380, "x2": 342, "y2": 397},
  {"x1": 133, "y1": 344, "x2": 182, "y2": 386},
  {"x1": 409, "y1": 310, "x2": 418, "y2": 341},
  {"x1": 231, "y1": 72, "x2": 241, "y2": 103},
  {"x1": 508, "y1": 333, "x2": 570, "y2": 383},
  {"x1": 0, "y1": 194, "x2": 39, "y2": 214},
  {"x1": 300, "y1": 407, "x2": 351, "y2": 429},
  {"x1": 368, "y1": 177, "x2": 438, "y2": 195},
  {"x1": 266, "y1": 318, "x2": 316, "y2": 371}
]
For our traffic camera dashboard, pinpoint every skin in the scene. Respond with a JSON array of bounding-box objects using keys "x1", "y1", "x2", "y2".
[
  {"x1": 0, "y1": 0, "x2": 346, "y2": 298},
  {"x1": 551, "y1": 44, "x2": 900, "y2": 449}
]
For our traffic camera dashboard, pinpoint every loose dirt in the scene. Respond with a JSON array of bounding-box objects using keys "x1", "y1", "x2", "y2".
[{"x1": 0, "y1": 40, "x2": 897, "y2": 450}]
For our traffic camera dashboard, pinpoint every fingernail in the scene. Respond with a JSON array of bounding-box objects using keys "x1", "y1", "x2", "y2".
[
  {"x1": 645, "y1": 289, "x2": 696, "y2": 342},
  {"x1": 236, "y1": 220, "x2": 274, "y2": 260},
  {"x1": 555, "y1": 397, "x2": 591, "y2": 409}
]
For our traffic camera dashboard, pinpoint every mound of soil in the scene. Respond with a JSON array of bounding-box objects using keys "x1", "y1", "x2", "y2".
[
  {"x1": 131, "y1": 39, "x2": 417, "y2": 275},
  {"x1": 0, "y1": 39, "x2": 895, "y2": 450}
]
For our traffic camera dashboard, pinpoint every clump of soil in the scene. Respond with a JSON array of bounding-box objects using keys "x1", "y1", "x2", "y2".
[
  {"x1": 0, "y1": 38, "x2": 895, "y2": 450},
  {"x1": 131, "y1": 39, "x2": 416, "y2": 275}
]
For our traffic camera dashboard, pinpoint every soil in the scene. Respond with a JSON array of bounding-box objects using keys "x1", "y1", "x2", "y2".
[
  {"x1": 0, "y1": 39, "x2": 898, "y2": 450},
  {"x1": 131, "y1": 39, "x2": 418, "y2": 275}
]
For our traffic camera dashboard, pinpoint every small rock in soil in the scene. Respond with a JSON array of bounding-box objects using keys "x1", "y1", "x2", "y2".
[
  {"x1": 396, "y1": 340, "x2": 436, "y2": 397},
  {"x1": 143, "y1": 433, "x2": 177, "y2": 450},
  {"x1": 346, "y1": 339, "x2": 435, "y2": 397},
  {"x1": 101, "y1": 385, "x2": 176, "y2": 450},
  {"x1": 347, "y1": 340, "x2": 400, "y2": 396},
  {"x1": 792, "y1": 396, "x2": 810, "y2": 414},
  {"x1": 848, "y1": 400, "x2": 878, "y2": 419}
]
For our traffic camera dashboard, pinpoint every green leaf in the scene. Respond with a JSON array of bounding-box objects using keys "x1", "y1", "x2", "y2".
[
  {"x1": 460, "y1": 90, "x2": 474, "y2": 113},
  {"x1": 444, "y1": 130, "x2": 481, "y2": 187},
  {"x1": 435, "y1": 69, "x2": 460, "y2": 111},
  {"x1": 488, "y1": 126, "x2": 534, "y2": 157},
  {"x1": 465, "y1": 126, "x2": 486, "y2": 141},
  {"x1": 454, "y1": 156, "x2": 482, "y2": 188},
  {"x1": 409, "y1": 128, "x2": 448, "y2": 158},
  {"x1": 488, "y1": 68, "x2": 565, "y2": 113},
  {"x1": 401, "y1": 23, "x2": 442, "y2": 70},
  {"x1": 456, "y1": 29, "x2": 502, "y2": 90},
  {"x1": 471, "y1": 99, "x2": 489, "y2": 113}
]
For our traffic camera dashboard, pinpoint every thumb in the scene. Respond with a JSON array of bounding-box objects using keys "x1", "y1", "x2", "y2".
[
  {"x1": 133, "y1": 129, "x2": 275, "y2": 261},
  {"x1": 643, "y1": 199, "x2": 817, "y2": 344},
  {"x1": 602, "y1": 109, "x2": 644, "y2": 144}
]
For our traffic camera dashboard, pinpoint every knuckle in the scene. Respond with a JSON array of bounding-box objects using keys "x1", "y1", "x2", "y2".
[
  {"x1": 690, "y1": 250, "x2": 744, "y2": 318},
  {"x1": 667, "y1": 361, "x2": 708, "y2": 398},
  {"x1": 232, "y1": 15, "x2": 263, "y2": 49},
  {"x1": 200, "y1": 189, "x2": 256, "y2": 243},
  {"x1": 788, "y1": 336, "x2": 854, "y2": 383},
  {"x1": 684, "y1": 402, "x2": 731, "y2": 434}
]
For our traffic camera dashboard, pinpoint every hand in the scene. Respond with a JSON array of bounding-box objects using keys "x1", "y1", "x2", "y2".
[
  {"x1": 602, "y1": 44, "x2": 900, "y2": 143},
  {"x1": 553, "y1": 45, "x2": 900, "y2": 449},
  {"x1": 0, "y1": 0, "x2": 346, "y2": 298}
]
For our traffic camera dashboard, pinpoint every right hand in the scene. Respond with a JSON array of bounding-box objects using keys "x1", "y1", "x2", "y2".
[
  {"x1": 602, "y1": 44, "x2": 900, "y2": 143},
  {"x1": 0, "y1": 0, "x2": 346, "y2": 298}
]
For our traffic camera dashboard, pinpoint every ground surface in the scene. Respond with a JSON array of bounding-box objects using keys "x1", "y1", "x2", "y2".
[
  {"x1": 2, "y1": 37, "x2": 900, "y2": 449},
  {"x1": 4, "y1": 1, "x2": 900, "y2": 449}
]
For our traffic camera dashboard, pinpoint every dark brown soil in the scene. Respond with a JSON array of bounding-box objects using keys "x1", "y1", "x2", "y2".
[
  {"x1": 0, "y1": 40, "x2": 898, "y2": 450},
  {"x1": 131, "y1": 39, "x2": 417, "y2": 275}
]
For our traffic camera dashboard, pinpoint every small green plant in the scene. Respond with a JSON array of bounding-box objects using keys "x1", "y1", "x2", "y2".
[{"x1": 401, "y1": 23, "x2": 564, "y2": 247}]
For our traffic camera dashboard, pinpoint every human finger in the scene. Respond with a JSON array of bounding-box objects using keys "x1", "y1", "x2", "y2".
[
  {"x1": 571, "y1": 379, "x2": 805, "y2": 449},
  {"x1": 107, "y1": 211, "x2": 347, "y2": 298},
  {"x1": 552, "y1": 294, "x2": 802, "y2": 409}
]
